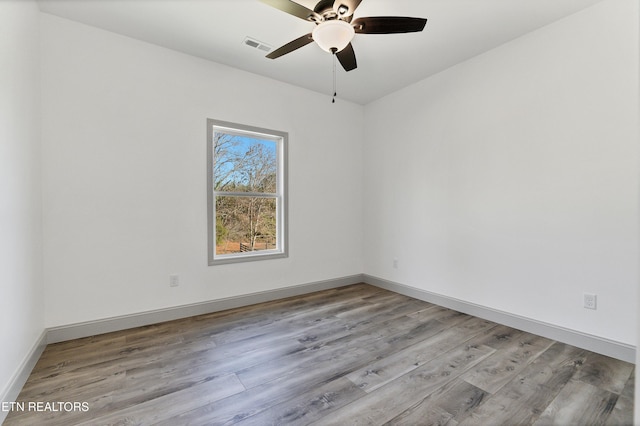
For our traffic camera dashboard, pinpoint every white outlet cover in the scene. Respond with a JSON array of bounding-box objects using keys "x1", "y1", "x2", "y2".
[
  {"x1": 169, "y1": 274, "x2": 180, "y2": 287},
  {"x1": 583, "y1": 293, "x2": 597, "y2": 310}
]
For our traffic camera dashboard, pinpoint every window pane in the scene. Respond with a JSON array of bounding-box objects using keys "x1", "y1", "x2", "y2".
[
  {"x1": 214, "y1": 133, "x2": 277, "y2": 193},
  {"x1": 208, "y1": 118, "x2": 287, "y2": 265},
  {"x1": 215, "y1": 196, "x2": 277, "y2": 255}
]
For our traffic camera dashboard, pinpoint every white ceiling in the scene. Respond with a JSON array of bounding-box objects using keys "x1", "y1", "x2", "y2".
[{"x1": 37, "y1": 0, "x2": 603, "y2": 104}]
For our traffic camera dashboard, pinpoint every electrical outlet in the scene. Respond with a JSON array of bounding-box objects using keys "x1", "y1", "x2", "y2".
[
  {"x1": 393, "y1": 258, "x2": 398, "y2": 269},
  {"x1": 169, "y1": 274, "x2": 180, "y2": 287},
  {"x1": 583, "y1": 293, "x2": 597, "y2": 310}
]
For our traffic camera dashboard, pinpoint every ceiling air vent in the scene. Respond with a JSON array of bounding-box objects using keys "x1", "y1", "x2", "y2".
[{"x1": 243, "y1": 37, "x2": 272, "y2": 53}]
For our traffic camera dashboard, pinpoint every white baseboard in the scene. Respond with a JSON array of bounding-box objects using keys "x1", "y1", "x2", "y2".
[
  {"x1": 0, "y1": 330, "x2": 47, "y2": 424},
  {"x1": 47, "y1": 275, "x2": 363, "y2": 344},
  {"x1": 47, "y1": 273, "x2": 636, "y2": 362},
  {"x1": 364, "y1": 274, "x2": 635, "y2": 363}
]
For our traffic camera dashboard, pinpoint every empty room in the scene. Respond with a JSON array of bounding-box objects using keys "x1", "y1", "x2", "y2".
[{"x1": 1, "y1": 0, "x2": 638, "y2": 424}]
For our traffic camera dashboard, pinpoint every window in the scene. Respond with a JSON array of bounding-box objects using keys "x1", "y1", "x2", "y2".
[{"x1": 207, "y1": 119, "x2": 288, "y2": 265}]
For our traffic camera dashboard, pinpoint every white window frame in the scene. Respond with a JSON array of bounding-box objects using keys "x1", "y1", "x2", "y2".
[{"x1": 207, "y1": 119, "x2": 288, "y2": 265}]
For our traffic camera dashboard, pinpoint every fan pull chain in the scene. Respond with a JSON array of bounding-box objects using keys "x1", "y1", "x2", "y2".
[{"x1": 332, "y1": 49, "x2": 337, "y2": 103}]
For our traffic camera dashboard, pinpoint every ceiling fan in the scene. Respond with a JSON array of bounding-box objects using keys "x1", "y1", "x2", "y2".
[{"x1": 260, "y1": 0, "x2": 427, "y2": 72}]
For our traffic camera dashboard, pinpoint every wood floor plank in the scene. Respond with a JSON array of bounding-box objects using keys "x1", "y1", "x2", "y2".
[
  {"x1": 385, "y1": 378, "x2": 487, "y2": 426},
  {"x1": 77, "y1": 373, "x2": 245, "y2": 426},
  {"x1": 309, "y1": 343, "x2": 496, "y2": 426},
  {"x1": 153, "y1": 365, "x2": 328, "y2": 425},
  {"x1": 573, "y1": 351, "x2": 635, "y2": 395},
  {"x1": 26, "y1": 335, "x2": 130, "y2": 377},
  {"x1": 606, "y1": 369, "x2": 634, "y2": 426},
  {"x1": 185, "y1": 283, "x2": 376, "y2": 341},
  {"x1": 24, "y1": 323, "x2": 190, "y2": 385},
  {"x1": 346, "y1": 316, "x2": 495, "y2": 392},
  {"x1": 235, "y1": 313, "x2": 444, "y2": 390},
  {"x1": 11, "y1": 373, "x2": 244, "y2": 426},
  {"x1": 292, "y1": 300, "x2": 429, "y2": 351},
  {"x1": 122, "y1": 338, "x2": 305, "y2": 386},
  {"x1": 465, "y1": 324, "x2": 526, "y2": 351},
  {"x1": 206, "y1": 292, "x2": 371, "y2": 346},
  {"x1": 3, "y1": 284, "x2": 634, "y2": 426},
  {"x1": 457, "y1": 342, "x2": 589, "y2": 425},
  {"x1": 14, "y1": 361, "x2": 126, "y2": 400},
  {"x1": 233, "y1": 377, "x2": 366, "y2": 426},
  {"x1": 407, "y1": 305, "x2": 471, "y2": 324},
  {"x1": 3, "y1": 373, "x2": 124, "y2": 425},
  {"x1": 13, "y1": 344, "x2": 257, "y2": 425},
  {"x1": 532, "y1": 378, "x2": 619, "y2": 425},
  {"x1": 156, "y1": 344, "x2": 377, "y2": 426},
  {"x1": 460, "y1": 333, "x2": 554, "y2": 394},
  {"x1": 383, "y1": 327, "x2": 549, "y2": 425}
]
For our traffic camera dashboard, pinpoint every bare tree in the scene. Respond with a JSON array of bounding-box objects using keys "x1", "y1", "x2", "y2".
[{"x1": 213, "y1": 133, "x2": 277, "y2": 253}]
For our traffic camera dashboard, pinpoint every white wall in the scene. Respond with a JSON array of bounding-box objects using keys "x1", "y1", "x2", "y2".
[
  {"x1": 363, "y1": 0, "x2": 638, "y2": 347},
  {"x1": 0, "y1": 0, "x2": 44, "y2": 404},
  {"x1": 40, "y1": 14, "x2": 364, "y2": 327}
]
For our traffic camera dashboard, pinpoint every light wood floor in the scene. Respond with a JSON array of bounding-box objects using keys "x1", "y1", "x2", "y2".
[{"x1": 4, "y1": 284, "x2": 634, "y2": 425}]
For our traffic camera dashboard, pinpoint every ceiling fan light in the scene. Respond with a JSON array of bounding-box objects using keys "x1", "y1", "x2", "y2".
[{"x1": 312, "y1": 20, "x2": 355, "y2": 53}]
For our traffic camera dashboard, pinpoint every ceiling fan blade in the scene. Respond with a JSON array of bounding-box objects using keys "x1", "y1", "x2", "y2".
[
  {"x1": 336, "y1": 43, "x2": 357, "y2": 71},
  {"x1": 333, "y1": 0, "x2": 363, "y2": 18},
  {"x1": 352, "y1": 16, "x2": 427, "y2": 34},
  {"x1": 266, "y1": 33, "x2": 314, "y2": 59},
  {"x1": 259, "y1": 0, "x2": 320, "y2": 21}
]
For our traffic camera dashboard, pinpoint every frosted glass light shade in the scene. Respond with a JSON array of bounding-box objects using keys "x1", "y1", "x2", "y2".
[{"x1": 312, "y1": 20, "x2": 355, "y2": 53}]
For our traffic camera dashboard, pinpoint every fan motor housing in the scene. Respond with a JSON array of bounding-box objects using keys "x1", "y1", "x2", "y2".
[{"x1": 313, "y1": 0, "x2": 339, "y2": 21}]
